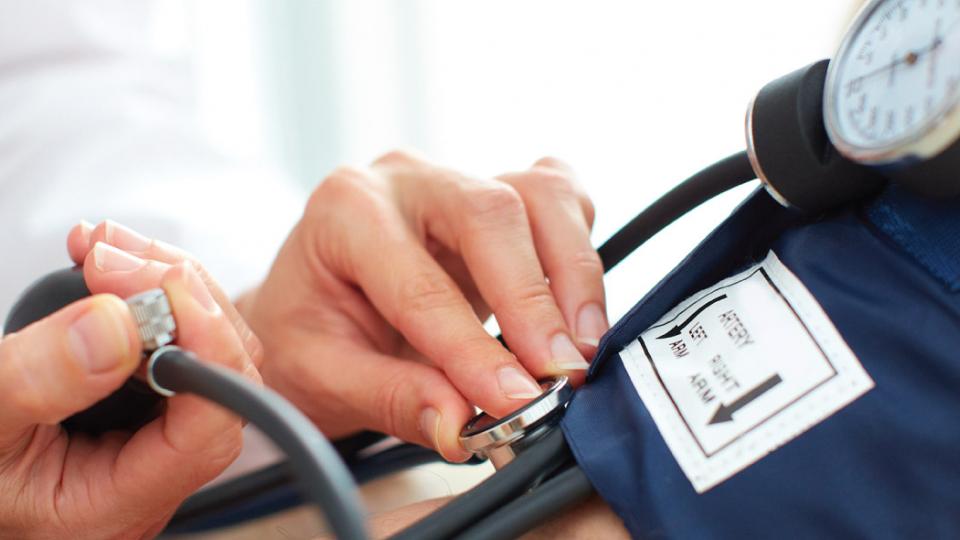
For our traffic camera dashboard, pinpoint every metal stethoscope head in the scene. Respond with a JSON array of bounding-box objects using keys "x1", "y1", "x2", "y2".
[{"x1": 459, "y1": 376, "x2": 574, "y2": 469}]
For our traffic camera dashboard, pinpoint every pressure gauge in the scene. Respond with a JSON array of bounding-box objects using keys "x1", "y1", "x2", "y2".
[{"x1": 824, "y1": 0, "x2": 960, "y2": 167}]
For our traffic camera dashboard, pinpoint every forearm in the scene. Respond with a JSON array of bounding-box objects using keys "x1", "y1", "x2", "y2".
[{"x1": 317, "y1": 495, "x2": 628, "y2": 540}]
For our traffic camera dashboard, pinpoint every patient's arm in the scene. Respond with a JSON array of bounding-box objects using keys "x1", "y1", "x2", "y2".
[{"x1": 320, "y1": 494, "x2": 629, "y2": 539}]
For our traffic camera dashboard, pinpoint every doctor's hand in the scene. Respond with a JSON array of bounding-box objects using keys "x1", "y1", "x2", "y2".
[
  {"x1": 245, "y1": 150, "x2": 606, "y2": 460},
  {"x1": 0, "y1": 246, "x2": 260, "y2": 539}
]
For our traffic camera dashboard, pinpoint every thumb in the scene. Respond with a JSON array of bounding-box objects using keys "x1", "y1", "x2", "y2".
[{"x1": 0, "y1": 295, "x2": 141, "y2": 451}]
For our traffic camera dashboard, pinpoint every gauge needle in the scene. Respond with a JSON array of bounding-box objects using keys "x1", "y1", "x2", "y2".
[
  {"x1": 845, "y1": 16, "x2": 960, "y2": 91},
  {"x1": 847, "y1": 38, "x2": 943, "y2": 89}
]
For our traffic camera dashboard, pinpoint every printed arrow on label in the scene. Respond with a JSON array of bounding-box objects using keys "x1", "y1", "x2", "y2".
[
  {"x1": 708, "y1": 373, "x2": 783, "y2": 425},
  {"x1": 657, "y1": 294, "x2": 728, "y2": 340}
]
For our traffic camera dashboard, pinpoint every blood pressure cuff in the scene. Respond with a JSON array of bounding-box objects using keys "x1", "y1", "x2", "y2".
[{"x1": 561, "y1": 185, "x2": 960, "y2": 539}]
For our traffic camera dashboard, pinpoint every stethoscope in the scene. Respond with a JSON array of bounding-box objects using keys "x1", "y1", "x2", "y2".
[
  {"x1": 6, "y1": 0, "x2": 960, "y2": 538},
  {"x1": 390, "y1": 150, "x2": 756, "y2": 540},
  {"x1": 0, "y1": 146, "x2": 756, "y2": 540}
]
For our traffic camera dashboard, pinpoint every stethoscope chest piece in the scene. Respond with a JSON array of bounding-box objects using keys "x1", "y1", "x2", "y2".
[{"x1": 459, "y1": 376, "x2": 573, "y2": 469}]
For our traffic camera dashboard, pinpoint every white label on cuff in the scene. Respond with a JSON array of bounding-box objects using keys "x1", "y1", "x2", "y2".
[{"x1": 619, "y1": 251, "x2": 874, "y2": 493}]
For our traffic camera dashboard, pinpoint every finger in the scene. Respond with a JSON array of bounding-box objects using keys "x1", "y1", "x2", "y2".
[
  {"x1": 276, "y1": 336, "x2": 474, "y2": 462},
  {"x1": 83, "y1": 240, "x2": 263, "y2": 372},
  {"x1": 83, "y1": 242, "x2": 172, "y2": 298},
  {"x1": 67, "y1": 220, "x2": 94, "y2": 265},
  {"x1": 82, "y1": 243, "x2": 260, "y2": 386},
  {"x1": 434, "y1": 246, "x2": 491, "y2": 321},
  {"x1": 160, "y1": 262, "x2": 261, "y2": 452},
  {"x1": 306, "y1": 168, "x2": 543, "y2": 419},
  {"x1": 90, "y1": 221, "x2": 264, "y2": 368},
  {"x1": 531, "y1": 156, "x2": 595, "y2": 226},
  {"x1": 499, "y1": 161, "x2": 608, "y2": 353},
  {"x1": 86, "y1": 220, "x2": 193, "y2": 266},
  {"x1": 0, "y1": 295, "x2": 140, "y2": 452},
  {"x1": 380, "y1": 157, "x2": 589, "y2": 378},
  {"x1": 112, "y1": 263, "x2": 258, "y2": 510}
]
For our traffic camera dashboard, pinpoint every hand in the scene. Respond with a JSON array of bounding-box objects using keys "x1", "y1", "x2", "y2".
[
  {"x1": 242, "y1": 150, "x2": 607, "y2": 460},
  {"x1": 0, "y1": 226, "x2": 261, "y2": 539}
]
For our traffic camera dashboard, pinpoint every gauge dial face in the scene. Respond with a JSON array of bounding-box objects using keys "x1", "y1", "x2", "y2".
[{"x1": 825, "y1": 0, "x2": 960, "y2": 162}]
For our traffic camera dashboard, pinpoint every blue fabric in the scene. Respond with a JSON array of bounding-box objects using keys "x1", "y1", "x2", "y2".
[
  {"x1": 867, "y1": 184, "x2": 960, "y2": 292},
  {"x1": 562, "y1": 187, "x2": 960, "y2": 539}
]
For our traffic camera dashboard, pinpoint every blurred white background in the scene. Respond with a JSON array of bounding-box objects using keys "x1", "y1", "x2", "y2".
[{"x1": 137, "y1": 1, "x2": 858, "y2": 319}]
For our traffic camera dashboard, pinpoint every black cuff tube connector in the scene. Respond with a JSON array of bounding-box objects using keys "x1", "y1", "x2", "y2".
[{"x1": 748, "y1": 59, "x2": 886, "y2": 215}]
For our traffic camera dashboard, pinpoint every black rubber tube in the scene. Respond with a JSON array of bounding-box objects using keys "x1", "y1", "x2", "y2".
[
  {"x1": 151, "y1": 348, "x2": 368, "y2": 540},
  {"x1": 389, "y1": 429, "x2": 570, "y2": 540},
  {"x1": 596, "y1": 151, "x2": 756, "y2": 272},
  {"x1": 168, "y1": 151, "x2": 757, "y2": 538},
  {"x1": 497, "y1": 151, "x2": 754, "y2": 353},
  {"x1": 167, "y1": 443, "x2": 454, "y2": 534},
  {"x1": 455, "y1": 465, "x2": 594, "y2": 540},
  {"x1": 167, "y1": 431, "x2": 400, "y2": 531},
  {"x1": 463, "y1": 152, "x2": 756, "y2": 538},
  {"x1": 166, "y1": 461, "x2": 294, "y2": 531}
]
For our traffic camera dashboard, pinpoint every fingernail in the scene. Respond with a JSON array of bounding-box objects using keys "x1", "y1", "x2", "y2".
[
  {"x1": 79, "y1": 219, "x2": 94, "y2": 237},
  {"x1": 182, "y1": 265, "x2": 221, "y2": 315},
  {"x1": 576, "y1": 303, "x2": 608, "y2": 347},
  {"x1": 551, "y1": 333, "x2": 590, "y2": 370},
  {"x1": 497, "y1": 365, "x2": 543, "y2": 399},
  {"x1": 419, "y1": 407, "x2": 441, "y2": 450},
  {"x1": 68, "y1": 297, "x2": 132, "y2": 373},
  {"x1": 104, "y1": 220, "x2": 152, "y2": 251},
  {"x1": 93, "y1": 242, "x2": 146, "y2": 272}
]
